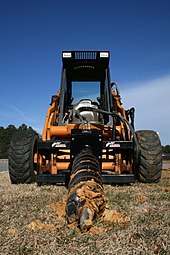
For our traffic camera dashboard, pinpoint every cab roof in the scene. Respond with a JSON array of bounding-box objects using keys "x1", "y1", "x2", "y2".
[{"x1": 62, "y1": 51, "x2": 110, "y2": 81}]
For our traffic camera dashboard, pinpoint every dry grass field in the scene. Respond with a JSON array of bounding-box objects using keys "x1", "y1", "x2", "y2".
[{"x1": 0, "y1": 169, "x2": 170, "y2": 255}]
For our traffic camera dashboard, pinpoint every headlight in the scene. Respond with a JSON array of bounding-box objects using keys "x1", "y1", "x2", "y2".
[
  {"x1": 62, "y1": 52, "x2": 72, "y2": 58},
  {"x1": 100, "y1": 52, "x2": 109, "y2": 58}
]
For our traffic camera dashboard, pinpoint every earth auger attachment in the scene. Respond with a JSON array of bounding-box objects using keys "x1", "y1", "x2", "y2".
[{"x1": 66, "y1": 147, "x2": 106, "y2": 232}]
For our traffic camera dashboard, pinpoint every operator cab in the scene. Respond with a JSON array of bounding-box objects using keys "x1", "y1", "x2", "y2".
[{"x1": 58, "y1": 51, "x2": 113, "y2": 126}]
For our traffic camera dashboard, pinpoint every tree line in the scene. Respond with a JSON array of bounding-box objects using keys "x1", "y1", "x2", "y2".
[
  {"x1": 162, "y1": 145, "x2": 170, "y2": 154},
  {"x1": 0, "y1": 124, "x2": 170, "y2": 159},
  {"x1": 0, "y1": 124, "x2": 35, "y2": 159}
]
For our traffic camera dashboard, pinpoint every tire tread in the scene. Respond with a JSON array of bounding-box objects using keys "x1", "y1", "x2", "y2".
[
  {"x1": 136, "y1": 130, "x2": 162, "y2": 183},
  {"x1": 8, "y1": 130, "x2": 37, "y2": 184}
]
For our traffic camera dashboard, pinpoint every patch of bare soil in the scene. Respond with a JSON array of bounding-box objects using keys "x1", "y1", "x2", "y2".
[{"x1": 0, "y1": 171, "x2": 170, "y2": 255}]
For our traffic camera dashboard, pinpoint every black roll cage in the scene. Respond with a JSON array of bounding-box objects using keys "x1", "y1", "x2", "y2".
[{"x1": 58, "y1": 51, "x2": 113, "y2": 126}]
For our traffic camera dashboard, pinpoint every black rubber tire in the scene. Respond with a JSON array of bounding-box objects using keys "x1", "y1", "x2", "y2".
[
  {"x1": 135, "y1": 130, "x2": 162, "y2": 183},
  {"x1": 8, "y1": 130, "x2": 38, "y2": 184}
]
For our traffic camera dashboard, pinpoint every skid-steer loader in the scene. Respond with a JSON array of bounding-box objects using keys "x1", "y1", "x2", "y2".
[{"x1": 8, "y1": 51, "x2": 162, "y2": 230}]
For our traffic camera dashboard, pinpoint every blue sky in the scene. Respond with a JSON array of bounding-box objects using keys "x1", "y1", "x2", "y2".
[{"x1": 0, "y1": 0, "x2": 170, "y2": 145}]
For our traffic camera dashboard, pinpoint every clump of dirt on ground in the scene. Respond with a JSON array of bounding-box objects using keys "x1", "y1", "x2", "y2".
[{"x1": 0, "y1": 170, "x2": 170, "y2": 254}]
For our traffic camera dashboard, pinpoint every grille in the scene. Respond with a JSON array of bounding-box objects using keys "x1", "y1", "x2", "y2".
[{"x1": 75, "y1": 51, "x2": 97, "y2": 60}]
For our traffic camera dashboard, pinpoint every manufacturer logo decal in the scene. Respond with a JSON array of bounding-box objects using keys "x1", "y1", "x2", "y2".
[
  {"x1": 52, "y1": 142, "x2": 66, "y2": 148},
  {"x1": 106, "y1": 142, "x2": 120, "y2": 148}
]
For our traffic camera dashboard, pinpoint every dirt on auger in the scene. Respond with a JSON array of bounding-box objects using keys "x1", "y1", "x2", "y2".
[{"x1": 66, "y1": 148, "x2": 106, "y2": 232}]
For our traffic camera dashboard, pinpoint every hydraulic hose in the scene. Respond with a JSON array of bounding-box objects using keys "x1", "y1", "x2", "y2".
[
  {"x1": 75, "y1": 111, "x2": 86, "y2": 129},
  {"x1": 76, "y1": 106, "x2": 138, "y2": 145},
  {"x1": 76, "y1": 107, "x2": 140, "y2": 176}
]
